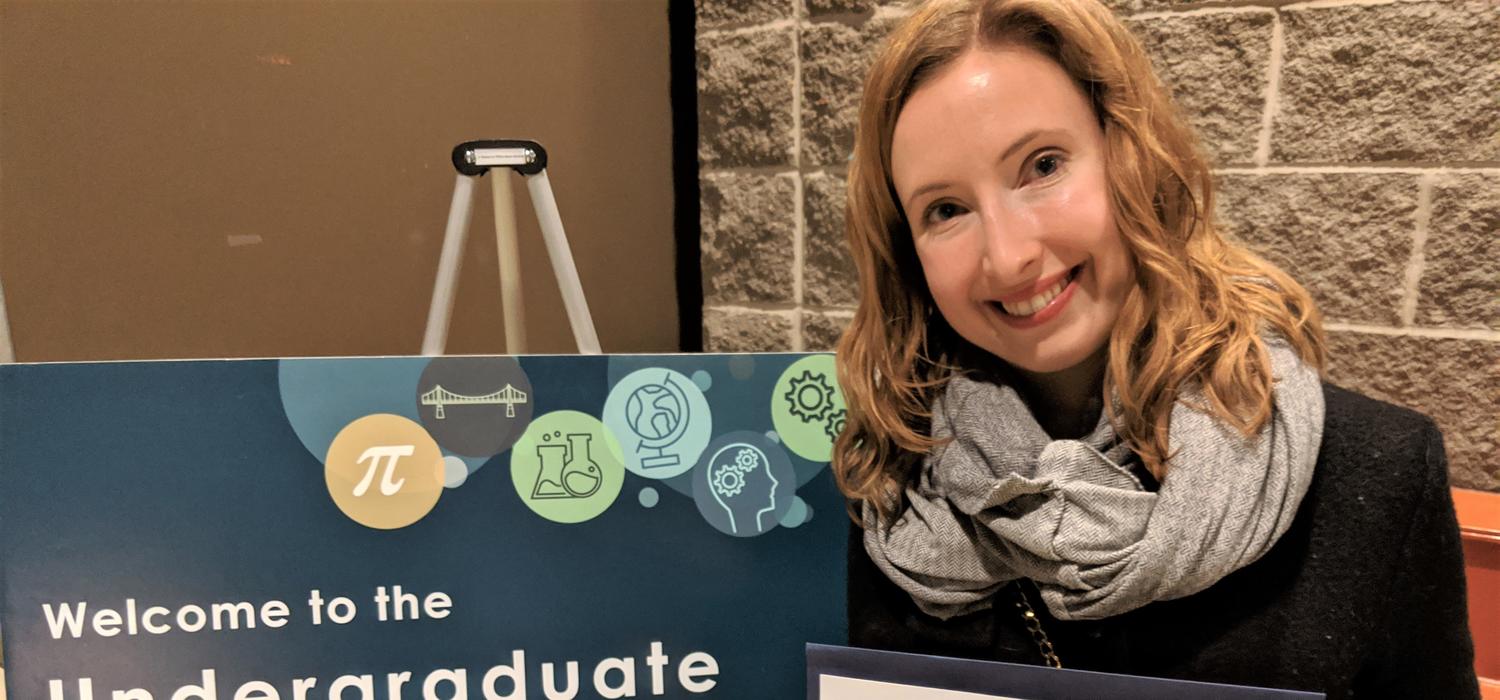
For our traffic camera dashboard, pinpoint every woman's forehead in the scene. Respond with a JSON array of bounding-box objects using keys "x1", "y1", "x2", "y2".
[{"x1": 891, "y1": 45, "x2": 1097, "y2": 188}]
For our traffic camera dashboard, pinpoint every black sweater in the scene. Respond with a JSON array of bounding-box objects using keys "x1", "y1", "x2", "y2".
[{"x1": 848, "y1": 384, "x2": 1480, "y2": 698}]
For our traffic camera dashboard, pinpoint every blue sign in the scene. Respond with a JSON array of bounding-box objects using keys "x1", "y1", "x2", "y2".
[{"x1": 0, "y1": 354, "x2": 848, "y2": 699}]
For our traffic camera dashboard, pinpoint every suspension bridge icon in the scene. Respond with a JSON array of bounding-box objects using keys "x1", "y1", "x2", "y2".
[{"x1": 421, "y1": 383, "x2": 528, "y2": 419}]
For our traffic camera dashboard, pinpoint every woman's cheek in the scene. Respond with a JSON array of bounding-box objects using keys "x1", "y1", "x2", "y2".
[
  {"x1": 1027, "y1": 182, "x2": 1092, "y2": 235},
  {"x1": 918, "y1": 244, "x2": 963, "y2": 296},
  {"x1": 918, "y1": 235, "x2": 980, "y2": 301}
]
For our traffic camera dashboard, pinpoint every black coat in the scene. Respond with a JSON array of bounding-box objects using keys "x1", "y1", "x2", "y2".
[{"x1": 848, "y1": 384, "x2": 1480, "y2": 698}]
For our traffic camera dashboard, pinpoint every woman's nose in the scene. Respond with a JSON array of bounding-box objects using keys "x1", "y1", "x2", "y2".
[{"x1": 977, "y1": 206, "x2": 1044, "y2": 287}]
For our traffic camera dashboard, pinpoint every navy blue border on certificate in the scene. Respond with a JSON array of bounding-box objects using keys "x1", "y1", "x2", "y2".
[{"x1": 807, "y1": 644, "x2": 1325, "y2": 700}]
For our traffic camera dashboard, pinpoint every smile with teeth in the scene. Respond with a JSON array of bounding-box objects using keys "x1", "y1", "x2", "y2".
[{"x1": 996, "y1": 267, "x2": 1078, "y2": 317}]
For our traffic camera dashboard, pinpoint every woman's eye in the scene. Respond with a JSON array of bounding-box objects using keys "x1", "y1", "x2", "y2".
[
  {"x1": 1023, "y1": 152, "x2": 1065, "y2": 184},
  {"x1": 923, "y1": 201, "x2": 966, "y2": 228}
]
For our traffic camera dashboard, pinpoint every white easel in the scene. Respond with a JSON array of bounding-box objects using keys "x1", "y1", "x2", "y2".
[
  {"x1": 0, "y1": 274, "x2": 12, "y2": 363},
  {"x1": 422, "y1": 140, "x2": 600, "y2": 356}
]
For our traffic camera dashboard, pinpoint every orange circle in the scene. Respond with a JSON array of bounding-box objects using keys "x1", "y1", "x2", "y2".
[{"x1": 325, "y1": 414, "x2": 444, "y2": 529}]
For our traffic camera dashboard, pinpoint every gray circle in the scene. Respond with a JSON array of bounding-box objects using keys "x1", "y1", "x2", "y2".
[
  {"x1": 692, "y1": 431, "x2": 795, "y2": 538},
  {"x1": 727, "y1": 356, "x2": 756, "y2": 380},
  {"x1": 416, "y1": 356, "x2": 534, "y2": 458}
]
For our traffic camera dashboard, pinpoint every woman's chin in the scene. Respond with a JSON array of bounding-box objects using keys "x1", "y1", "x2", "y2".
[
  {"x1": 989, "y1": 343, "x2": 1108, "y2": 378},
  {"x1": 1008, "y1": 357, "x2": 1088, "y2": 376}
]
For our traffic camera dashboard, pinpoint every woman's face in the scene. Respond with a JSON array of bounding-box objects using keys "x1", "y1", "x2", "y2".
[{"x1": 891, "y1": 45, "x2": 1134, "y2": 375}]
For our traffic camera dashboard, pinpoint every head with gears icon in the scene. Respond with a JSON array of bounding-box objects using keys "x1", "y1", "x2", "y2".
[{"x1": 707, "y1": 443, "x2": 781, "y2": 536}]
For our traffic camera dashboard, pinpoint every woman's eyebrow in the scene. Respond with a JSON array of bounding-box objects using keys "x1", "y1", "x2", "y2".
[
  {"x1": 997, "y1": 128, "x2": 1068, "y2": 166},
  {"x1": 904, "y1": 181, "x2": 955, "y2": 212}
]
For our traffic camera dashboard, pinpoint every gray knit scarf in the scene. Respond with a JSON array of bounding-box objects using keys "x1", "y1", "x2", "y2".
[{"x1": 863, "y1": 338, "x2": 1324, "y2": 621}]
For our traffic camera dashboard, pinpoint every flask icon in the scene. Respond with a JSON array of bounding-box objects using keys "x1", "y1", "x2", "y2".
[{"x1": 531, "y1": 431, "x2": 602, "y2": 500}]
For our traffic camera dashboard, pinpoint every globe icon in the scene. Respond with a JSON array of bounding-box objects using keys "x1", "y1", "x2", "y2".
[
  {"x1": 605, "y1": 368, "x2": 713, "y2": 479},
  {"x1": 625, "y1": 378, "x2": 690, "y2": 468}
]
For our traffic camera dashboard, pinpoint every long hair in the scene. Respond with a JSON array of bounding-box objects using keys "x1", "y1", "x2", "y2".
[{"x1": 834, "y1": 0, "x2": 1326, "y2": 523}]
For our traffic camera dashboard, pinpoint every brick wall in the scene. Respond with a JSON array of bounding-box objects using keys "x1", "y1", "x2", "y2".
[{"x1": 694, "y1": 0, "x2": 1499, "y2": 491}]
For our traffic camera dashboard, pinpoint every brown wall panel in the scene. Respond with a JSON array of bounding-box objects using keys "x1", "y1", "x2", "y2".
[{"x1": 0, "y1": 0, "x2": 677, "y2": 361}]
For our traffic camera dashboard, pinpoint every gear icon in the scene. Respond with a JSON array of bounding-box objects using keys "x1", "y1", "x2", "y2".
[
  {"x1": 784, "y1": 370, "x2": 836, "y2": 424},
  {"x1": 712, "y1": 466, "x2": 746, "y2": 498},
  {"x1": 824, "y1": 409, "x2": 846, "y2": 441},
  {"x1": 734, "y1": 447, "x2": 760, "y2": 470}
]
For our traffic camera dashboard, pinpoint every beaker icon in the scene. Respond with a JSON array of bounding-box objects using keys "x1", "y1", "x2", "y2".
[
  {"x1": 532, "y1": 433, "x2": 601, "y2": 500},
  {"x1": 560, "y1": 433, "x2": 601, "y2": 498}
]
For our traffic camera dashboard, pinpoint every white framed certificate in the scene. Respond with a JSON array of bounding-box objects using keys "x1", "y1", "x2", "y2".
[
  {"x1": 821, "y1": 674, "x2": 1025, "y2": 699},
  {"x1": 808, "y1": 644, "x2": 1326, "y2": 700}
]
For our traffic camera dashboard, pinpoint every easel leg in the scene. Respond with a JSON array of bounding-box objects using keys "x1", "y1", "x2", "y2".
[
  {"x1": 525, "y1": 170, "x2": 601, "y2": 355},
  {"x1": 491, "y1": 172, "x2": 527, "y2": 355},
  {"x1": 422, "y1": 173, "x2": 477, "y2": 356},
  {"x1": 0, "y1": 272, "x2": 14, "y2": 363}
]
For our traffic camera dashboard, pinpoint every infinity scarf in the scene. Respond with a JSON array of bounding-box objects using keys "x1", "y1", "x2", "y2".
[{"x1": 863, "y1": 338, "x2": 1324, "y2": 621}]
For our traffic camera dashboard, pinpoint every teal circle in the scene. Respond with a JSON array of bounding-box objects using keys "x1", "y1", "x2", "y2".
[
  {"x1": 509, "y1": 411, "x2": 625, "y2": 524},
  {"x1": 691, "y1": 370, "x2": 713, "y2": 392},
  {"x1": 277, "y1": 357, "x2": 428, "y2": 465},
  {"x1": 603, "y1": 368, "x2": 713, "y2": 479},
  {"x1": 769, "y1": 355, "x2": 846, "y2": 462},
  {"x1": 639, "y1": 487, "x2": 660, "y2": 508},
  {"x1": 779, "y1": 496, "x2": 810, "y2": 528}
]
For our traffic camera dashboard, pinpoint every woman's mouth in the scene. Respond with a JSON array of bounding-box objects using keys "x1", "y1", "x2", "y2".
[{"x1": 990, "y1": 264, "x2": 1082, "y2": 327}]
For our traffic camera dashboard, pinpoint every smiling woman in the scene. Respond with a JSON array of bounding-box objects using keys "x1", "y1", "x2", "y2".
[
  {"x1": 833, "y1": 0, "x2": 1479, "y2": 696},
  {"x1": 892, "y1": 46, "x2": 1133, "y2": 398}
]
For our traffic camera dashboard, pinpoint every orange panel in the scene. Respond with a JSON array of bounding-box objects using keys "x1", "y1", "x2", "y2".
[
  {"x1": 1457, "y1": 489, "x2": 1500, "y2": 541},
  {"x1": 1465, "y1": 538, "x2": 1500, "y2": 681},
  {"x1": 1455, "y1": 488, "x2": 1500, "y2": 686}
]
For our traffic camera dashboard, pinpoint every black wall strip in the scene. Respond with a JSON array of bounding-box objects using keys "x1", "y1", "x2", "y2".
[{"x1": 668, "y1": 0, "x2": 703, "y2": 352}]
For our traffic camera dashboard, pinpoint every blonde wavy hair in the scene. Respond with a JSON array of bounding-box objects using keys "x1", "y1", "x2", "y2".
[{"x1": 834, "y1": 0, "x2": 1326, "y2": 523}]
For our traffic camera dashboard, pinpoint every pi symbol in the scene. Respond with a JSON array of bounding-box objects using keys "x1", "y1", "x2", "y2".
[{"x1": 352, "y1": 444, "x2": 414, "y2": 496}]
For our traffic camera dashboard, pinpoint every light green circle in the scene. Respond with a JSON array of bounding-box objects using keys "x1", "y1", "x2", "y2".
[
  {"x1": 770, "y1": 355, "x2": 846, "y2": 462},
  {"x1": 509, "y1": 410, "x2": 625, "y2": 524}
]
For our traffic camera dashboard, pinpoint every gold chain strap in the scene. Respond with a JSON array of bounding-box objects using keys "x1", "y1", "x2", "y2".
[{"x1": 1012, "y1": 581, "x2": 1063, "y2": 669}]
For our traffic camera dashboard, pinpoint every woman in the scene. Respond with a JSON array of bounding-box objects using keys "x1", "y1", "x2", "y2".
[{"x1": 832, "y1": 0, "x2": 1478, "y2": 696}]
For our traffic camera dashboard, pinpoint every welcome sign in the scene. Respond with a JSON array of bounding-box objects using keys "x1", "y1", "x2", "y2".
[{"x1": 0, "y1": 353, "x2": 848, "y2": 699}]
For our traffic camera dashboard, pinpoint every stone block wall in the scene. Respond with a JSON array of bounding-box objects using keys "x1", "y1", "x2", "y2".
[{"x1": 694, "y1": 0, "x2": 1499, "y2": 491}]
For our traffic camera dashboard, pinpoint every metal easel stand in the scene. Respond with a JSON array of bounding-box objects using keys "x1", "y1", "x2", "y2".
[
  {"x1": 0, "y1": 272, "x2": 14, "y2": 363},
  {"x1": 421, "y1": 140, "x2": 601, "y2": 356}
]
